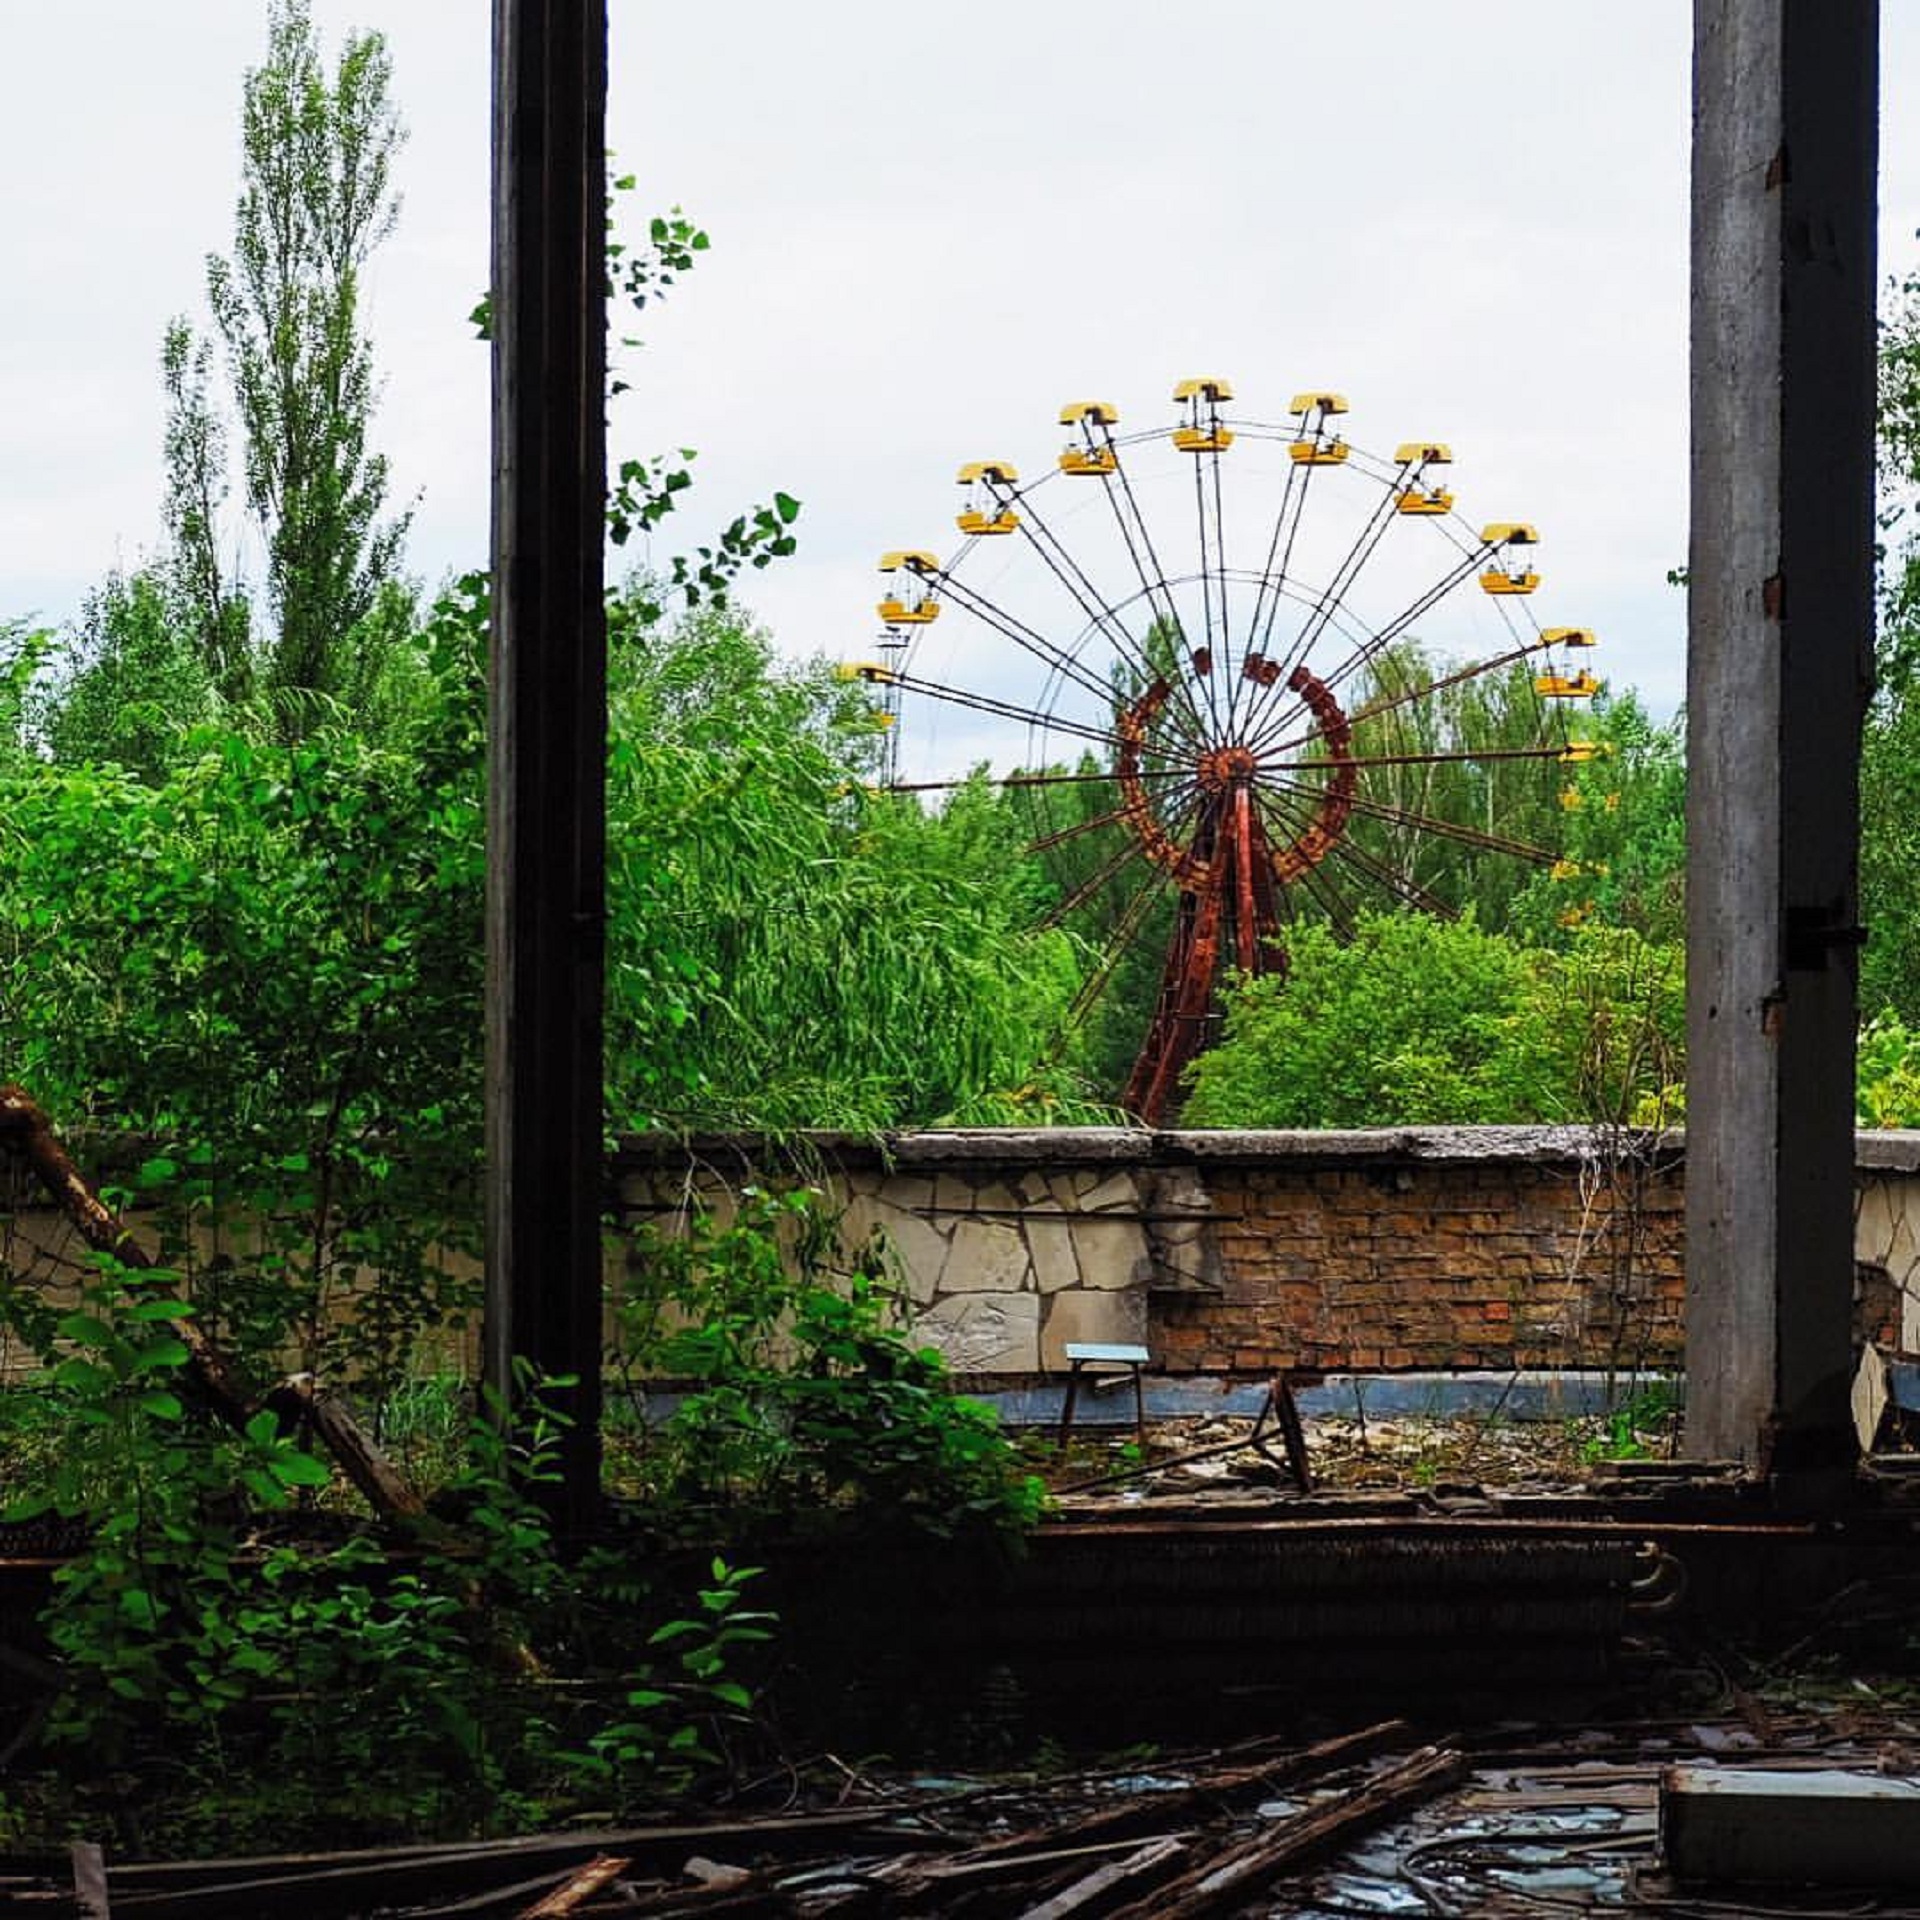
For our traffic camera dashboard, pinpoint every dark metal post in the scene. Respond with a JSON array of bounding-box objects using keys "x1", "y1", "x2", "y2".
[
  {"x1": 485, "y1": 0, "x2": 608, "y2": 1527},
  {"x1": 1686, "y1": 0, "x2": 1876, "y2": 1473}
]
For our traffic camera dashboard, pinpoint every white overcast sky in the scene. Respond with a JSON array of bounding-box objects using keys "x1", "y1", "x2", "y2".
[{"x1": 7, "y1": 3, "x2": 1919, "y2": 742}]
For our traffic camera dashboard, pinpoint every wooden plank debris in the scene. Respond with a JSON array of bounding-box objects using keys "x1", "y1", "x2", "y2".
[
  {"x1": 517, "y1": 1852, "x2": 632, "y2": 1915},
  {"x1": 1013, "y1": 1835, "x2": 1188, "y2": 1919},
  {"x1": 1107, "y1": 1743, "x2": 1466, "y2": 1920},
  {"x1": 961, "y1": 1716, "x2": 1412, "y2": 1864},
  {"x1": 82, "y1": 1809, "x2": 957, "y2": 1918}
]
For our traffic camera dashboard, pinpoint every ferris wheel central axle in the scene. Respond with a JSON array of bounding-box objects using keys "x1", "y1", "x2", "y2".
[{"x1": 1195, "y1": 743, "x2": 1259, "y2": 792}]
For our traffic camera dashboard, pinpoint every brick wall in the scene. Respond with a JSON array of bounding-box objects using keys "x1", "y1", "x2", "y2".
[{"x1": 1158, "y1": 1150, "x2": 1687, "y2": 1375}]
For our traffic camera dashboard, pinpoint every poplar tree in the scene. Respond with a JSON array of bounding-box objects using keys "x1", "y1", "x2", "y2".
[{"x1": 187, "y1": 0, "x2": 409, "y2": 712}]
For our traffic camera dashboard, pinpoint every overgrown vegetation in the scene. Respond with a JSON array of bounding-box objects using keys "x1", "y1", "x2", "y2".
[
  {"x1": 0, "y1": 1181, "x2": 1040, "y2": 1847},
  {"x1": 1, "y1": 1255, "x2": 784, "y2": 1846},
  {"x1": 609, "y1": 1188, "x2": 1046, "y2": 1546}
]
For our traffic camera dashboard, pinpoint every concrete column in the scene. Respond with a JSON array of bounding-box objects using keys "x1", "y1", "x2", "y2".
[
  {"x1": 1685, "y1": 0, "x2": 1876, "y2": 1471},
  {"x1": 484, "y1": 0, "x2": 609, "y2": 1528}
]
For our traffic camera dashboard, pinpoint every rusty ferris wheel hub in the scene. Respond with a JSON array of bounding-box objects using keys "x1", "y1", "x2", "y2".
[{"x1": 1194, "y1": 743, "x2": 1262, "y2": 793}]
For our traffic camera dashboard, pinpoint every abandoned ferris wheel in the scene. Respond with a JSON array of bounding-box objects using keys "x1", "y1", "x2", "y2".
[{"x1": 842, "y1": 381, "x2": 1604, "y2": 1123}]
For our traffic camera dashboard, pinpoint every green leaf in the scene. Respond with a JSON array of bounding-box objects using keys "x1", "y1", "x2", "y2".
[
  {"x1": 126, "y1": 1298, "x2": 191, "y2": 1322},
  {"x1": 241, "y1": 1467, "x2": 290, "y2": 1509},
  {"x1": 268, "y1": 1450, "x2": 332, "y2": 1489},
  {"x1": 52, "y1": 1356, "x2": 114, "y2": 1395}
]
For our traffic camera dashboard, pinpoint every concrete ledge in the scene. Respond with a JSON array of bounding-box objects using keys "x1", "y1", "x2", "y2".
[
  {"x1": 1853, "y1": 1130, "x2": 1920, "y2": 1172},
  {"x1": 613, "y1": 1124, "x2": 1917, "y2": 1176},
  {"x1": 614, "y1": 1124, "x2": 1697, "y2": 1174}
]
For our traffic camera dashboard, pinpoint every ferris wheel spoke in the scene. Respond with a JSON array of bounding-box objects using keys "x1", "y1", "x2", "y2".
[
  {"x1": 1209, "y1": 446, "x2": 1233, "y2": 718},
  {"x1": 1256, "y1": 480, "x2": 1405, "y2": 723},
  {"x1": 1245, "y1": 543, "x2": 1493, "y2": 754},
  {"x1": 1186, "y1": 449, "x2": 1230, "y2": 739},
  {"x1": 1340, "y1": 639, "x2": 1570, "y2": 741},
  {"x1": 1290, "y1": 857, "x2": 1363, "y2": 944},
  {"x1": 927, "y1": 568, "x2": 1169, "y2": 721},
  {"x1": 1097, "y1": 434, "x2": 1188, "y2": 673},
  {"x1": 1237, "y1": 458, "x2": 1306, "y2": 723},
  {"x1": 1262, "y1": 743, "x2": 1577, "y2": 775},
  {"x1": 889, "y1": 765, "x2": 1191, "y2": 800},
  {"x1": 1263, "y1": 774, "x2": 1558, "y2": 865},
  {"x1": 1316, "y1": 832, "x2": 1460, "y2": 921},
  {"x1": 1060, "y1": 866, "x2": 1179, "y2": 1032},
  {"x1": 1025, "y1": 780, "x2": 1200, "y2": 857},
  {"x1": 1246, "y1": 413, "x2": 1329, "y2": 671},
  {"x1": 1041, "y1": 784, "x2": 1205, "y2": 928},
  {"x1": 881, "y1": 668, "x2": 1162, "y2": 758},
  {"x1": 1008, "y1": 486, "x2": 1213, "y2": 748},
  {"x1": 1245, "y1": 778, "x2": 1323, "y2": 843},
  {"x1": 1314, "y1": 542, "x2": 1493, "y2": 697}
]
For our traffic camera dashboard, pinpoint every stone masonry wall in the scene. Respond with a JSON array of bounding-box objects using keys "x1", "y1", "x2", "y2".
[{"x1": 614, "y1": 1127, "x2": 1920, "y2": 1380}]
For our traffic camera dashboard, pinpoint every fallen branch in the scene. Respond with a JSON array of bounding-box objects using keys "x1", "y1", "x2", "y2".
[{"x1": 0, "y1": 1085, "x2": 423, "y2": 1523}]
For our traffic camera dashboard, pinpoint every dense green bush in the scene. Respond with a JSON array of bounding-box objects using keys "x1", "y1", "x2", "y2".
[
  {"x1": 1184, "y1": 914, "x2": 1684, "y2": 1129},
  {"x1": 612, "y1": 1187, "x2": 1046, "y2": 1548},
  {"x1": 1, "y1": 1267, "x2": 774, "y2": 1845}
]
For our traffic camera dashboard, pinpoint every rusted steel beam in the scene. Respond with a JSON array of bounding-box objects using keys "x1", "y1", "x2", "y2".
[{"x1": 485, "y1": 0, "x2": 610, "y2": 1530}]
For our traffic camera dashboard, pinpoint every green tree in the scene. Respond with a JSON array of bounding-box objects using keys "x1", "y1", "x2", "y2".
[
  {"x1": 601, "y1": 601, "x2": 1091, "y2": 1130},
  {"x1": 37, "y1": 571, "x2": 217, "y2": 782},
  {"x1": 1865, "y1": 256, "x2": 1920, "y2": 1021},
  {"x1": 1184, "y1": 912, "x2": 1683, "y2": 1129},
  {"x1": 1506, "y1": 688, "x2": 1687, "y2": 948},
  {"x1": 160, "y1": 320, "x2": 252, "y2": 700},
  {"x1": 195, "y1": 0, "x2": 410, "y2": 712}
]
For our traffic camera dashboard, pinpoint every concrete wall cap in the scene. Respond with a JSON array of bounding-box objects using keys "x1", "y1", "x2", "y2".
[{"x1": 611, "y1": 1124, "x2": 1916, "y2": 1175}]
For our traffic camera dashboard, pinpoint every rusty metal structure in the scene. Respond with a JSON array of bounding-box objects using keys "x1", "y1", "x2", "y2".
[{"x1": 853, "y1": 388, "x2": 1601, "y2": 1121}]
